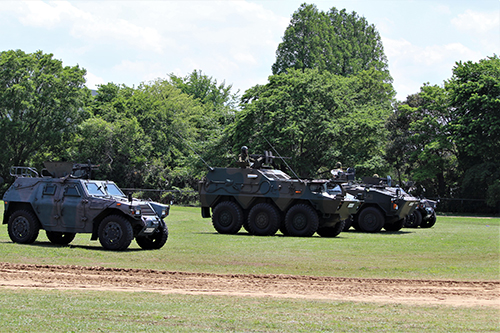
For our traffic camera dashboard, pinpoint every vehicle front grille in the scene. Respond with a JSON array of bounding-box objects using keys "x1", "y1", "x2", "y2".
[{"x1": 140, "y1": 204, "x2": 156, "y2": 216}]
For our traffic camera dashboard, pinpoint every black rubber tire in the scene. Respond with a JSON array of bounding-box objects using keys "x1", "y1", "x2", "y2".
[
  {"x1": 8, "y1": 210, "x2": 40, "y2": 244},
  {"x1": 357, "y1": 207, "x2": 384, "y2": 233},
  {"x1": 351, "y1": 215, "x2": 361, "y2": 231},
  {"x1": 46, "y1": 231, "x2": 76, "y2": 245},
  {"x1": 212, "y1": 201, "x2": 244, "y2": 234},
  {"x1": 420, "y1": 212, "x2": 437, "y2": 228},
  {"x1": 98, "y1": 215, "x2": 134, "y2": 251},
  {"x1": 136, "y1": 224, "x2": 169, "y2": 250},
  {"x1": 384, "y1": 218, "x2": 405, "y2": 231},
  {"x1": 404, "y1": 210, "x2": 422, "y2": 228},
  {"x1": 279, "y1": 218, "x2": 290, "y2": 236},
  {"x1": 343, "y1": 216, "x2": 353, "y2": 231},
  {"x1": 247, "y1": 203, "x2": 280, "y2": 236},
  {"x1": 317, "y1": 220, "x2": 345, "y2": 238},
  {"x1": 284, "y1": 204, "x2": 319, "y2": 237}
]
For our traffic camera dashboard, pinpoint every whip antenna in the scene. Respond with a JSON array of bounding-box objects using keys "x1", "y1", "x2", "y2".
[
  {"x1": 175, "y1": 132, "x2": 214, "y2": 171},
  {"x1": 264, "y1": 137, "x2": 301, "y2": 181}
]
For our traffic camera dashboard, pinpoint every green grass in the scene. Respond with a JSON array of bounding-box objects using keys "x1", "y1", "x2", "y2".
[
  {"x1": 0, "y1": 289, "x2": 498, "y2": 332},
  {"x1": 1, "y1": 203, "x2": 499, "y2": 332},
  {"x1": 1, "y1": 205, "x2": 498, "y2": 280}
]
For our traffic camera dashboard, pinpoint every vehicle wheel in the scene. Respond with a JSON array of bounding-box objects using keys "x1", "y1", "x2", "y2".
[
  {"x1": 351, "y1": 215, "x2": 361, "y2": 231},
  {"x1": 98, "y1": 215, "x2": 134, "y2": 251},
  {"x1": 343, "y1": 216, "x2": 353, "y2": 231},
  {"x1": 46, "y1": 231, "x2": 76, "y2": 245},
  {"x1": 284, "y1": 204, "x2": 319, "y2": 237},
  {"x1": 136, "y1": 224, "x2": 169, "y2": 250},
  {"x1": 357, "y1": 207, "x2": 384, "y2": 233},
  {"x1": 317, "y1": 220, "x2": 345, "y2": 238},
  {"x1": 384, "y1": 219, "x2": 405, "y2": 231},
  {"x1": 420, "y1": 212, "x2": 437, "y2": 228},
  {"x1": 212, "y1": 201, "x2": 244, "y2": 234},
  {"x1": 8, "y1": 210, "x2": 40, "y2": 244},
  {"x1": 247, "y1": 203, "x2": 280, "y2": 236},
  {"x1": 404, "y1": 210, "x2": 422, "y2": 228}
]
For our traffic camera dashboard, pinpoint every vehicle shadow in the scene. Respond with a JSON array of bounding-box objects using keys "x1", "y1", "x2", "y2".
[{"x1": 13, "y1": 240, "x2": 144, "y2": 252}]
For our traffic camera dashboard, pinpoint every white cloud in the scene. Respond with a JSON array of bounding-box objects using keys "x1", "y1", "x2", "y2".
[
  {"x1": 85, "y1": 71, "x2": 105, "y2": 90},
  {"x1": 382, "y1": 36, "x2": 483, "y2": 100},
  {"x1": 451, "y1": 9, "x2": 500, "y2": 33}
]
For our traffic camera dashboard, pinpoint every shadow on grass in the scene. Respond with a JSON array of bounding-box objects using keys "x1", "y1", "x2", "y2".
[
  {"x1": 343, "y1": 229, "x2": 414, "y2": 235},
  {"x1": 5, "y1": 240, "x2": 144, "y2": 252}
]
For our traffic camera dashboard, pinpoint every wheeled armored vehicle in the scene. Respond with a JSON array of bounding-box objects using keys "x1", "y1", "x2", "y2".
[
  {"x1": 404, "y1": 198, "x2": 437, "y2": 228},
  {"x1": 2, "y1": 162, "x2": 169, "y2": 251},
  {"x1": 343, "y1": 175, "x2": 419, "y2": 233},
  {"x1": 198, "y1": 157, "x2": 360, "y2": 237}
]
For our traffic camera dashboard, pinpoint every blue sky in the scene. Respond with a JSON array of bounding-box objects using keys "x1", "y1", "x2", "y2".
[{"x1": 1, "y1": 0, "x2": 498, "y2": 100}]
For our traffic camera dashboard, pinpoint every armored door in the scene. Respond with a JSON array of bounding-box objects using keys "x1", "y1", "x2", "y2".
[{"x1": 59, "y1": 184, "x2": 88, "y2": 232}]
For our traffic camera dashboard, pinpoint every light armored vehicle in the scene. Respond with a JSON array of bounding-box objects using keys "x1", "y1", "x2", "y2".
[
  {"x1": 198, "y1": 155, "x2": 360, "y2": 237},
  {"x1": 404, "y1": 198, "x2": 438, "y2": 228},
  {"x1": 3, "y1": 162, "x2": 169, "y2": 251},
  {"x1": 343, "y1": 175, "x2": 420, "y2": 233}
]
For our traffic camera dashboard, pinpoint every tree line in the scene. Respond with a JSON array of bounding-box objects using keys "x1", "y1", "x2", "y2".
[{"x1": 0, "y1": 3, "x2": 498, "y2": 213}]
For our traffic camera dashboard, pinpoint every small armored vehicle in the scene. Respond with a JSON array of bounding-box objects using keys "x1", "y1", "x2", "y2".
[
  {"x1": 404, "y1": 198, "x2": 437, "y2": 228},
  {"x1": 2, "y1": 162, "x2": 169, "y2": 251},
  {"x1": 343, "y1": 175, "x2": 419, "y2": 233},
  {"x1": 198, "y1": 154, "x2": 360, "y2": 237}
]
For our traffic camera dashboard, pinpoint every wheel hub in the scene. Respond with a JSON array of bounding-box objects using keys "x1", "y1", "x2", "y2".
[
  {"x1": 219, "y1": 211, "x2": 233, "y2": 227},
  {"x1": 255, "y1": 212, "x2": 269, "y2": 229},
  {"x1": 292, "y1": 213, "x2": 307, "y2": 230},
  {"x1": 103, "y1": 222, "x2": 122, "y2": 243}
]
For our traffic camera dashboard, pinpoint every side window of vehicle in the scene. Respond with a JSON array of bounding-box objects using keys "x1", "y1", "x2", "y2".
[
  {"x1": 64, "y1": 185, "x2": 81, "y2": 197},
  {"x1": 43, "y1": 184, "x2": 57, "y2": 195}
]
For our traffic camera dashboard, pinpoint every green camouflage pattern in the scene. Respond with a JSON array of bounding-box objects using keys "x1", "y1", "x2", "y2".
[
  {"x1": 2, "y1": 164, "x2": 169, "y2": 250},
  {"x1": 199, "y1": 167, "x2": 360, "y2": 237},
  {"x1": 343, "y1": 177, "x2": 420, "y2": 233}
]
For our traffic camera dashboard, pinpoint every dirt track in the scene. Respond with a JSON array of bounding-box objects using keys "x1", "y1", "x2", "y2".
[{"x1": 0, "y1": 262, "x2": 498, "y2": 307}]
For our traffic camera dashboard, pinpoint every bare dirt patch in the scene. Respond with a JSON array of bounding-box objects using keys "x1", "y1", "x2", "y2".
[{"x1": 0, "y1": 262, "x2": 498, "y2": 307}]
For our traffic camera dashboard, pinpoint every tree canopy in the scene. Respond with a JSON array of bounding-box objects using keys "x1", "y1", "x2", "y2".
[
  {"x1": 228, "y1": 68, "x2": 393, "y2": 178},
  {"x1": 272, "y1": 3, "x2": 390, "y2": 82},
  {"x1": 0, "y1": 50, "x2": 89, "y2": 177}
]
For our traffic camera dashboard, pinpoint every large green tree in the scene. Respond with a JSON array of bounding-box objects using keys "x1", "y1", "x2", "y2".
[
  {"x1": 386, "y1": 84, "x2": 457, "y2": 197},
  {"x1": 0, "y1": 50, "x2": 89, "y2": 179},
  {"x1": 228, "y1": 68, "x2": 393, "y2": 178},
  {"x1": 446, "y1": 55, "x2": 500, "y2": 204},
  {"x1": 272, "y1": 3, "x2": 390, "y2": 81}
]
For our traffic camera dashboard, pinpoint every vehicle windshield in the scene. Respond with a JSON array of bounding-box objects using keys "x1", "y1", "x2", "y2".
[
  {"x1": 105, "y1": 183, "x2": 125, "y2": 197},
  {"x1": 86, "y1": 182, "x2": 106, "y2": 196},
  {"x1": 85, "y1": 182, "x2": 125, "y2": 197}
]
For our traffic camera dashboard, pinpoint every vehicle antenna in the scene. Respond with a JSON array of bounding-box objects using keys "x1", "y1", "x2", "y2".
[
  {"x1": 175, "y1": 132, "x2": 214, "y2": 171},
  {"x1": 264, "y1": 137, "x2": 302, "y2": 181}
]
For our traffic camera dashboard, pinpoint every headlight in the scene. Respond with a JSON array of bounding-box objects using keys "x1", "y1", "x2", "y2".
[
  {"x1": 161, "y1": 209, "x2": 167, "y2": 218},
  {"x1": 130, "y1": 207, "x2": 141, "y2": 216}
]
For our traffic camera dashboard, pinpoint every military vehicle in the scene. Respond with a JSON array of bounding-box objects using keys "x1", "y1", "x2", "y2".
[
  {"x1": 342, "y1": 175, "x2": 420, "y2": 233},
  {"x1": 404, "y1": 198, "x2": 438, "y2": 228},
  {"x1": 198, "y1": 153, "x2": 360, "y2": 237},
  {"x1": 2, "y1": 162, "x2": 169, "y2": 251}
]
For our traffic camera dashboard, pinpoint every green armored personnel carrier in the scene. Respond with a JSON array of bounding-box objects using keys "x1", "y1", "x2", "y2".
[
  {"x1": 343, "y1": 175, "x2": 419, "y2": 233},
  {"x1": 198, "y1": 158, "x2": 360, "y2": 237},
  {"x1": 3, "y1": 162, "x2": 169, "y2": 251}
]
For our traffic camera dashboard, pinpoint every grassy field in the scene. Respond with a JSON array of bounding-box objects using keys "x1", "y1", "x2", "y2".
[
  {"x1": 0, "y1": 205, "x2": 498, "y2": 280},
  {"x1": 0, "y1": 203, "x2": 499, "y2": 332}
]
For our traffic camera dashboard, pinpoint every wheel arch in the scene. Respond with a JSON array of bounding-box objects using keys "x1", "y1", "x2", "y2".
[
  {"x1": 91, "y1": 208, "x2": 135, "y2": 240},
  {"x1": 3, "y1": 202, "x2": 38, "y2": 225}
]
